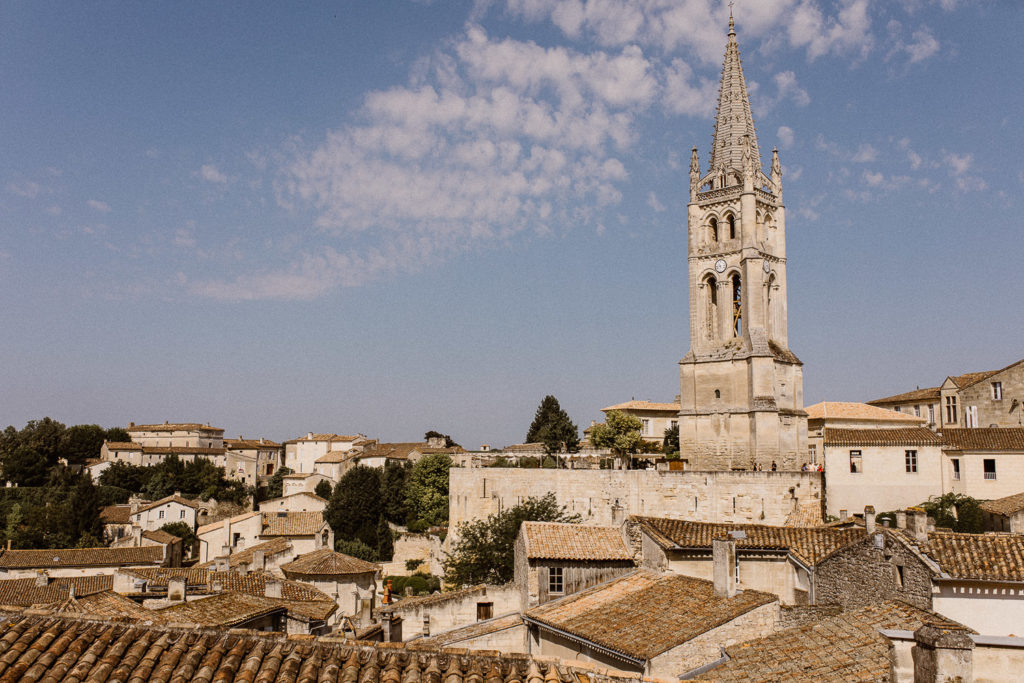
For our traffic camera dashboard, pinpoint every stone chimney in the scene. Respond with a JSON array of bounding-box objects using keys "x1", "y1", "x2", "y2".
[
  {"x1": 896, "y1": 510, "x2": 907, "y2": 530},
  {"x1": 265, "y1": 578, "x2": 282, "y2": 599},
  {"x1": 908, "y1": 508, "x2": 929, "y2": 544},
  {"x1": 911, "y1": 623, "x2": 973, "y2": 682},
  {"x1": 252, "y1": 550, "x2": 265, "y2": 572},
  {"x1": 713, "y1": 537, "x2": 737, "y2": 598},
  {"x1": 167, "y1": 576, "x2": 186, "y2": 602},
  {"x1": 839, "y1": 509, "x2": 848, "y2": 521},
  {"x1": 864, "y1": 505, "x2": 876, "y2": 535},
  {"x1": 214, "y1": 555, "x2": 229, "y2": 572},
  {"x1": 35, "y1": 570, "x2": 49, "y2": 587},
  {"x1": 307, "y1": 432, "x2": 314, "y2": 440},
  {"x1": 132, "y1": 526, "x2": 143, "y2": 547}
]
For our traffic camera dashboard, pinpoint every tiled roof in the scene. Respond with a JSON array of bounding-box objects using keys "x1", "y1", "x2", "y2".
[
  {"x1": 281, "y1": 548, "x2": 379, "y2": 577},
  {"x1": 918, "y1": 532, "x2": 1024, "y2": 582},
  {"x1": 127, "y1": 422, "x2": 223, "y2": 433},
  {"x1": 524, "y1": 570, "x2": 776, "y2": 662},
  {"x1": 157, "y1": 591, "x2": 287, "y2": 627},
  {"x1": 141, "y1": 530, "x2": 179, "y2": 545},
  {"x1": 805, "y1": 401, "x2": 925, "y2": 423},
  {"x1": 224, "y1": 438, "x2": 282, "y2": 449},
  {"x1": 0, "y1": 613, "x2": 639, "y2": 683},
  {"x1": 99, "y1": 504, "x2": 132, "y2": 524},
  {"x1": 314, "y1": 449, "x2": 351, "y2": 463},
  {"x1": 197, "y1": 537, "x2": 293, "y2": 568},
  {"x1": 823, "y1": 426, "x2": 943, "y2": 447},
  {"x1": 499, "y1": 443, "x2": 545, "y2": 453},
  {"x1": 261, "y1": 511, "x2": 327, "y2": 537},
  {"x1": 104, "y1": 441, "x2": 142, "y2": 450},
  {"x1": 122, "y1": 568, "x2": 332, "y2": 603},
  {"x1": 136, "y1": 446, "x2": 227, "y2": 456},
  {"x1": 413, "y1": 613, "x2": 524, "y2": 649},
  {"x1": 380, "y1": 584, "x2": 488, "y2": 613},
  {"x1": 0, "y1": 546, "x2": 164, "y2": 570},
  {"x1": 942, "y1": 428, "x2": 1024, "y2": 451},
  {"x1": 980, "y1": 491, "x2": 1024, "y2": 517},
  {"x1": 0, "y1": 575, "x2": 113, "y2": 608},
  {"x1": 695, "y1": 601, "x2": 968, "y2": 681},
  {"x1": 134, "y1": 494, "x2": 202, "y2": 514},
  {"x1": 635, "y1": 516, "x2": 863, "y2": 566},
  {"x1": 867, "y1": 386, "x2": 941, "y2": 405},
  {"x1": 948, "y1": 369, "x2": 1001, "y2": 388},
  {"x1": 49, "y1": 590, "x2": 156, "y2": 620},
  {"x1": 520, "y1": 522, "x2": 633, "y2": 561},
  {"x1": 364, "y1": 442, "x2": 424, "y2": 460},
  {"x1": 296, "y1": 433, "x2": 361, "y2": 442},
  {"x1": 601, "y1": 400, "x2": 680, "y2": 413}
]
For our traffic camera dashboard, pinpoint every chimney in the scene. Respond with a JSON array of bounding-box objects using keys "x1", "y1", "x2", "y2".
[
  {"x1": 908, "y1": 508, "x2": 929, "y2": 544},
  {"x1": 252, "y1": 550, "x2": 265, "y2": 572},
  {"x1": 896, "y1": 510, "x2": 907, "y2": 530},
  {"x1": 173, "y1": 490, "x2": 180, "y2": 498},
  {"x1": 265, "y1": 578, "x2": 282, "y2": 599},
  {"x1": 839, "y1": 509, "x2": 848, "y2": 521},
  {"x1": 911, "y1": 623, "x2": 974, "y2": 682},
  {"x1": 167, "y1": 576, "x2": 186, "y2": 602},
  {"x1": 220, "y1": 543, "x2": 231, "y2": 558},
  {"x1": 307, "y1": 432, "x2": 313, "y2": 440},
  {"x1": 133, "y1": 526, "x2": 143, "y2": 547},
  {"x1": 35, "y1": 570, "x2": 49, "y2": 587},
  {"x1": 713, "y1": 537, "x2": 737, "y2": 598},
  {"x1": 864, "y1": 505, "x2": 876, "y2": 535},
  {"x1": 68, "y1": 584, "x2": 75, "y2": 600},
  {"x1": 130, "y1": 497, "x2": 140, "y2": 515}
]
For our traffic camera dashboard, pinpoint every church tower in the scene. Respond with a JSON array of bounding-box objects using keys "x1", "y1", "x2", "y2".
[{"x1": 678, "y1": 14, "x2": 807, "y2": 470}]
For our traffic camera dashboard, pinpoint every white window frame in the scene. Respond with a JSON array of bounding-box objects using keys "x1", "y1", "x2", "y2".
[
  {"x1": 993, "y1": 382, "x2": 1003, "y2": 400},
  {"x1": 905, "y1": 450, "x2": 918, "y2": 473},
  {"x1": 548, "y1": 566, "x2": 564, "y2": 594}
]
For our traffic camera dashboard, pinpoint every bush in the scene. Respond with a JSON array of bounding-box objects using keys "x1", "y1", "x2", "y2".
[
  {"x1": 405, "y1": 559, "x2": 423, "y2": 571},
  {"x1": 335, "y1": 538, "x2": 377, "y2": 562},
  {"x1": 387, "y1": 572, "x2": 441, "y2": 597}
]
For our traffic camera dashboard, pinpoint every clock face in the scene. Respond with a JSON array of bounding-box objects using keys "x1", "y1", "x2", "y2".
[
  {"x1": 763, "y1": 260, "x2": 771, "y2": 273},
  {"x1": 715, "y1": 259, "x2": 727, "y2": 273}
]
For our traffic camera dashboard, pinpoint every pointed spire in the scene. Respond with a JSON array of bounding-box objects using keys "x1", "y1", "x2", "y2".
[{"x1": 709, "y1": 12, "x2": 761, "y2": 185}]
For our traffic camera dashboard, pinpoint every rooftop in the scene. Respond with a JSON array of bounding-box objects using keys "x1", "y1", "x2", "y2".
[
  {"x1": 134, "y1": 493, "x2": 202, "y2": 515},
  {"x1": 224, "y1": 437, "x2": 282, "y2": 449},
  {"x1": 601, "y1": 400, "x2": 680, "y2": 413},
  {"x1": 197, "y1": 538, "x2": 293, "y2": 568},
  {"x1": 121, "y1": 567, "x2": 334, "y2": 604},
  {"x1": 634, "y1": 516, "x2": 863, "y2": 566},
  {"x1": 99, "y1": 504, "x2": 133, "y2": 525},
  {"x1": 126, "y1": 422, "x2": 223, "y2": 433},
  {"x1": 980, "y1": 490, "x2": 1024, "y2": 517},
  {"x1": 380, "y1": 584, "x2": 490, "y2": 612},
  {"x1": 867, "y1": 386, "x2": 942, "y2": 405},
  {"x1": 261, "y1": 511, "x2": 327, "y2": 537},
  {"x1": 280, "y1": 548, "x2": 379, "y2": 577},
  {"x1": 805, "y1": 401, "x2": 925, "y2": 423},
  {"x1": 918, "y1": 531, "x2": 1024, "y2": 583},
  {"x1": 0, "y1": 546, "x2": 165, "y2": 570},
  {"x1": 520, "y1": 522, "x2": 633, "y2": 562},
  {"x1": 823, "y1": 426, "x2": 943, "y2": 447},
  {"x1": 942, "y1": 427, "x2": 1024, "y2": 451},
  {"x1": 0, "y1": 575, "x2": 113, "y2": 608},
  {"x1": 524, "y1": 569, "x2": 776, "y2": 663},
  {"x1": 413, "y1": 613, "x2": 524, "y2": 650}
]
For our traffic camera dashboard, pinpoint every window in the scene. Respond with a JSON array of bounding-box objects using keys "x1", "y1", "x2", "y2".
[
  {"x1": 180, "y1": 510, "x2": 186, "y2": 519},
  {"x1": 894, "y1": 406, "x2": 901, "y2": 413},
  {"x1": 670, "y1": 420, "x2": 678, "y2": 430},
  {"x1": 548, "y1": 566, "x2": 564, "y2": 594},
  {"x1": 905, "y1": 450, "x2": 918, "y2": 473},
  {"x1": 965, "y1": 405, "x2": 978, "y2": 428},
  {"x1": 808, "y1": 444, "x2": 817, "y2": 465},
  {"x1": 849, "y1": 450, "x2": 862, "y2": 474},
  {"x1": 709, "y1": 217, "x2": 719, "y2": 242},
  {"x1": 895, "y1": 565, "x2": 905, "y2": 588},
  {"x1": 158, "y1": 510, "x2": 165, "y2": 519},
  {"x1": 734, "y1": 554, "x2": 740, "y2": 585},
  {"x1": 914, "y1": 405, "x2": 921, "y2": 417},
  {"x1": 928, "y1": 405, "x2": 935, "y2": 424},
  {"x1": 731, "y1": 273, "x2": 743, "y2": 337},
  {"x1": 984, "y1": 459, "x2": 997, "y2": 480},
  {"x1": 728, "y1": 214, "x2": 736, "y2": 239},
  {"x1": 993, "y1": 382, "x2": 1003, "y2": 400},
  {"x1": 951, "y1": 459, "x2": 960, "y2": 481},
  {"x1": 641, "y1": 419, "x2": 650, "y2": 435},
  {"x1": 714, "y1": 389, "x2": 721, "y2": 399},
  {"x1": 477, "y1": 602, "x2": 493, "y2": 621},
  {"x1": 945, "y1": 396, "x2": 958, "y2": 424}
]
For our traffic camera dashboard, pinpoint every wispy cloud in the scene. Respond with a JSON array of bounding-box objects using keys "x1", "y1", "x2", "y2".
[
  {"x1": 6, "y1": 180, "x2": 42, "y2": 198},
  {"x1": 87, "y1": 199, "x2": 111, "y2": 213},
  {"x1": 777, "y1": 126, "x2": 795, "y2": 149},
  {"x1": 647, "y1": 191, "x2": 665, "y2": 212},
  {"x1": 199, "y1": 164, "x2": 228, "y2": 184}
]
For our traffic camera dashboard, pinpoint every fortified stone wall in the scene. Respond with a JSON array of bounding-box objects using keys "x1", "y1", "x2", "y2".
[{"x1": 450, "y1": 469, "x2": 823, "y2": 542}]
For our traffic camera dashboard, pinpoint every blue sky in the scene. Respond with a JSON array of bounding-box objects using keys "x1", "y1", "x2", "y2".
[{"x1": 2, "y1": 0, "x2": 1022, "y2": 448}]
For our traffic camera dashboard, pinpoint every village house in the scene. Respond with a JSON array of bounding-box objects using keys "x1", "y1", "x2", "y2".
[
  {"x1": 943, "y1": 427, "x2": 1024, "y2": 499},
  {"x1": 197, "y1": 537, "x2": 295, "y2": 574},
  {"x1": 280, "y1": 548, "x2": 380, "y2": 627},
  {"x1": 283, "y1": 432, "x2": 371, "y2": 474},
  {"x1": 805, "y1": 400, "x2": 926, "y2": 467},
  {"x1": 514, "y1": 521, "x2": 636, "y2": 610},
  {"x1": 282, "y1": 471, "x2": 333, "y2": 496},
  {"x1": 0, "y1": 574, "x2": 114, "y2": 609},
  {"x1": 195, "y1": 510, "x2": 332, "y2": 563},
  {"x1": 224, "y1": 436, "x2": 282, "y2": 483},
  {"x1": 109, "y1": 528, "x2": 184, "y2": 565},
  {"x1": 379, "y1": 583, "x2": 521, "y2": 642},
  {"x1": 0, "y1": 545, "x2": 172, "y2": 578},
  {"x1": 128, "y1": 493, "x2": 204, "y2": 532},
  {"x1": 257, "y1": 491, "x2": 327, "y2": 513},
  {"x1": 980, "y1": 490, "x2": 1024, "y2": 532}
]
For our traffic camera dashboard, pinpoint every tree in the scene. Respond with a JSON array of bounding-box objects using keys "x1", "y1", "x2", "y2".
[
  {"x1": 920, "y1": 493, "x2": 985, "y2": 534},
  {"x1": 444, "y1": 492, "x2": 581, "y2": 587},
  {"x1": 663, "y1": 424, "x2": 679, "y2": 455},
  {"x1": 335, "y1": 538, "x2": 377, "y2": 562},
  {"x1": 376, "y1": 516, "x2": 394, "y2": 561},
  {"x1": 380, "y1": 461, "x2": 411, "y2": 525},
  {"x1": 525, "y1": 395, "x2": 580, "y2": 455},
  {"x1": 161, "y1": 521, "x2": 198, "y2": 558},
  {"x1": 424, "y1": 430, "x2": 460, "y2": 448},
  {"x1": 60, "y1": 424, "x2": 108, "y2": 465},
  {"x1": 589, "y1": 410, "x2": 643, "y2": 468},
  {"x1": 314, "y1": 479, "x2": 333, "y2": 500},
  {"x1": 264, "y1": 466, "x2": 293, "y2": 500},
  {"x1": 325, "y1": 466, "x2": 384, "y2": 549},
  {"x1": 104, "y1": 427, "x2": 131, "y2": 443},
  {"x1": 98, "y1": 461, "x2": 152, "y2": 492},
  {"x1": 405, "y1": 453, "x2": 452, "y2": 528}
]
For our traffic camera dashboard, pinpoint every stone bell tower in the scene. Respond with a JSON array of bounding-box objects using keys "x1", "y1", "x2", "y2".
[{"x1": 678, "y1": 13, "x2": 807, "y2": 470}]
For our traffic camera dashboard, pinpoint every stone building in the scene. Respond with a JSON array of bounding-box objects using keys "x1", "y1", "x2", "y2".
[
  {"x1": 379, "y1": 583, "x2": 520, "y2": 642},
  {"x1": 678, "y1": 15, "x2": 807, "y2": 471},
  {"x1": 805, "y1": 400, "x2": 925, "y2": 467},
  {"x1": 980, "y1": 490, "x2": 1024, "y2": 532},
  {"x1": 513, "y1": 521, "x2": 636, "y2": 611},
  {"x1": 280, "y1": 548, "x2": 380, "y2": 627},
  {"x1": 600, "y1": 400, "x2": 679, "y2": 445},
  {"x1": 942, "y1": 427, "x2": 1024, "y2": 499}
]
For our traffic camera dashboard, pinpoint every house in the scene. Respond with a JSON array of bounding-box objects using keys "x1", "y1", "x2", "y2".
[
  {"x1": 600, "y1": 400, "x2": 680, "y2": 444},
  {"x1": 257, "y1": 492, "x2": 327, "y2": 513},
  {"x1": 283, "y1": 432, "x2": 370, "y2": 474},
  {"x1": 0, "y1": 545, "x2": 171, "y2": 578},
  {"x1": 522, "y1": 569, "x2": 778, "y2": 679},
  {"x1": 822, "y1": 426, "x2": 944, "y2": 517},
  {"x1": 805, "y1": 400, "x2": 926, "y2": 467},
  {"x1": 128, "y1": 493, "x2": 204, "y2": 532},
  {"x1": 98, "y1": 503, "x2": 133, "y2": 542},
  {"x1": 99, "y1": 441, "x2": 227, "y2": 468},
  {"x1": 125, "y1": 421, "x2": 225, "y2": 448},
  {"x1": 280, "y1": 548, "x2": 380, "y2": 626},
  {"x1": 224, "y1": 437, "x2": 282, "y2": 483},
  {"x1": 197, "y1": 537, "x2": 295, "y2": 574},
  {"x1": 109, "y1": 528, "x2": 184, "y2": 566},
  {"x1": 196, "y1": 511, "x2": 332, "y2": 563},
  {"x1": 513, "y1": 521, "x2": 636, "y2": 610},
  {"x1": 0, "y1": 574, "x2": 113, "y2": 608},
  {"x1": 378, "y1": 583, "x2": 521, "y2": 642},
  {"x1": 633, "y1": 515, "x2": 863, "y2": 605},
  {"x1": 980, "y1": 490, "x2": 1024, "y2": 532},
  {"x1": 868, "y1": 357, "x2": 1024, "y2": 430},
  {"x1": 282, "y1": 471, "x2": 333, "y2": 496},
  {"x1": 943, "y1": 427, "x2": 1024, "y2": 499},
  {"x1": 412, "y1": 613, "x2": 527, "y2": 652}
]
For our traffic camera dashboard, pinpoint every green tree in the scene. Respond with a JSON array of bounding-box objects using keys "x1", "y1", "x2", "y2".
[
  {"x1": 443, "y1": 492, "x2": 581, "y2": 587},
  {"x1": 335, "y1": 538, "x2": 377, "y2": 562},
  {"x1": 589, "y1": 410, "x2": 643, "y2": 468},
  {"x1": 920, "y1": 493, "x2": 986, "y2": 533},
  {"x1": 424, "y1": 430, "x2": 460, "y2": 448},
  {"x1": 663, "y1": 424, "x2": 679, "y2": 454},
  {"x1": 2, "y1": 444, "x2": 52, "y2": 486},
  {"x1": 325, "y1": 466, "x2": 384, "y2": 548},
  {"x1": 60, "y1": 424, "x2": 108, "y2": 466},
  {"x1": 160, "y1": 521, "x2": 198, "y2": 557},
  {"x1": 405, "y1": 453, "x2": 452, "y2": 528},
  {"x1": 380, "y1": 461, "x2": 411, "y2": 525},
  {"x1": 104, "y1": 427, "x2": 131, "y2": 443},
  {"x1": 314, "y1": 479, "x2": 333, "y2": 500},
  {"x1": 264, "y1": 466, "x2": 293, "y2": 499},
  {"x1": 525, "y1": 395, "x2": 580, "y2": 455},
  {"x1": 98, "y1": 461, "x2": 152, "y2": 492},
  {"x1": 376, "y1": 516, "x2": 394, "y2": 561}
]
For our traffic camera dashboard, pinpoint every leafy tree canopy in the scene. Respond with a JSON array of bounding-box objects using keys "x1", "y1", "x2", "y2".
[
  {"x1": 405, "y1": 453, "x2": 452, "y2": 528},
  {"x1": 263, "y1": 466, "x2": 294, "y2": 500},
  {"x1": 589, "y1": 411, "x2": 643, "y2": 465},
  {"x1": 1, "y1": 418, "x2": 132, "y2": 484},
  {"x1": 663, "y1": 424, "x2": 680, "y2": 455},
  {"x1": 335, "y1": 538, "x2": 377, "y2": 562},
  {"x1": 443, "y1": 492, "x2": 581, "y2": 587},
  {"x1": 160, "y1": 521, "x2": 198, "y2": 557},
  {"x1": 525, "y1": 395, "x2": 580, "y2": 455},
  {"x1": 380, "y1": 461, "x2": 411, "y2": 525},
  {"x1": 97, "y1": 455, "x2": 248, "y2": 505},
  {"x1": 314, "y1": 479, "x2": 333, "y2": 500},
  {"x1": 325, "y1": 465, "x2": 384, "y2": 550},
  {"x1": 424, "y1": 430, "x2": 460, "y2": 448},
  {"x1": 919, "y1": 493, "x2": 985, "y2": 534}
]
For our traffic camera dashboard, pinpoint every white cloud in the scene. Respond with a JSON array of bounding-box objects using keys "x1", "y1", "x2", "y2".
[
  {"x1": 45, "y1": 206, "x2": 62, "y2": 216},
  {"x1": 773, "y1": 71, "x2": 810, "y2": 107},
  {"x1": 6, "y1": 180, "x2": 42, "y2": 198},
  {"x1": 777, "y1": 126, "x2": 795, "y2": 149},
  {"x1": 851, "y1": 143, "x2": 877, "y2": 163},
  {"x1": 662, "y1": 58, "x2": 717, "y2": 117},
  {"x1": 943, "y1": 152, "x2": 972, "y2": 176},
  {"x1": 200, "y1": 164, "x2": 228, "y2": 184},
  {"x1": 87, "y1": 199, "x2": 111, "y2": 213},
  {"x1": 863, "y1": 170, "x2": 884, "y2": 186},
  {"x1": 174, "y1": 229, "x2": 197, "y2": 249},
  {"x1": 647, "y1": 191, "x2": 665, "y2": 212},
  {"x1": 904, "y1": 29, "x2": 940, "y2": 63}
]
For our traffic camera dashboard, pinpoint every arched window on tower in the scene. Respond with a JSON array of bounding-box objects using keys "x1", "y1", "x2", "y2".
[
  {"x1": 766, "y1": 273, "x2": 776, "y2": 339},
  {"x1": 731, "y1": 273, "x2": 742, "y2": 337},
  {"x1": 704, "y1": 274, "x2": 718, "y2": 340},
  {"x1": 709, "y1": 218, "x2": 718, "y2": 243},
  {"x1": 728, "y1": 214, "x2": 737, "y2": 240}
]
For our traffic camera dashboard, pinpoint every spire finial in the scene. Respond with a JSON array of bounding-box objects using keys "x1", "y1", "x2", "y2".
[{"x1": 728, "y1": 2, "x2": 735, "y2": 35}]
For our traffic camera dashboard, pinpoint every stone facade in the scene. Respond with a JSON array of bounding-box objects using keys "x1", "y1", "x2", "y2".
[
  {"x1": 814, "y1": 532, "x2": 931, "y2": 611},
  {"x1": 449, "y1": 469, "x2": 824, "y2": 545},
  {"x1": 677, "y1": 13, "x2": 807, "y2": 472},
  {"x1": 380, "y1": 583, "x2": 520, "y2": 641}
]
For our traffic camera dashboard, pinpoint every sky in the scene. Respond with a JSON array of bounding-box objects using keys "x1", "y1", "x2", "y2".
[{"x1": 2, "y1": 0, "x2": 1023, "y2": 449}]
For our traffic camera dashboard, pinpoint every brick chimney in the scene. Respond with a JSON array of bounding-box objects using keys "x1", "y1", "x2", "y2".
[
  {"x1": 713, "y1": 537, "x2": 737, "y2": 598},
  {"x1": 864, "y1": 505, "x2": 876, "y2": 535}
]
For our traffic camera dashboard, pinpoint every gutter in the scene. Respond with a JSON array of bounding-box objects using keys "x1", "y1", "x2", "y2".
[
  {"x1": 678, "y1": 647, "x2": 729, "y2": 679},
  {"x1": 521, "y1": 615, "x2": 647, "y2": 669}
]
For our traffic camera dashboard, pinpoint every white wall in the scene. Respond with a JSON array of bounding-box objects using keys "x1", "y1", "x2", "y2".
[
  {"x1": 932, "y1": 581, "x2": 1024, "y2": 637},
  {"x1": 824, "y1": 444, "x2": 942, "y2": 516}
]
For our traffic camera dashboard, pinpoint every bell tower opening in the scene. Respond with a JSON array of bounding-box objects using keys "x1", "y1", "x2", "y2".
[{"x1": 731, "y1": 273, "x2": 742, "y2": 337}]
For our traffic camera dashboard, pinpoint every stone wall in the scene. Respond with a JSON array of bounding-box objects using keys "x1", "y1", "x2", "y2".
[
  {"x1": 386, "y1": 533, "x2": 444, "y2": 577},
  {"x1": 814, "y1": 532, "x2": 931, "y2": 610},
  {"x1": 450, "y1": 469, "x2": 824, "y2": 544},
  {"x1": 776, "y1": 604, "x2": 842, "y2": 630},
  {"x1": 383, "y1": 583, "x2": 520, "y2": 641},
  {"x1": 959, "y1": 360, "x2": 1024, "y2": 428}
]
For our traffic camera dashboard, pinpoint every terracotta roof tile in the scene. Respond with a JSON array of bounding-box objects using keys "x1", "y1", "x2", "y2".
[
  {"x1": 224, "y1": 438, "x2": 282, "y2": 449},
  {"x1": 281, "y1": 548, "x2": 379, "y2": 577},
  {"x1": 99, "y1": 505, "x2": 133, "y2": 524},
  {"x1": 205, "y1": 537, "x2": 292, "y2": 567},
  {"x1": 155, "y1": 591, "x2": 287, "y2": 627},
  {"x1": 127, "y1": 422, "x2": 224, "y2": 432},
  {"x1": 260, "y1": 511, "x2": 327, "y2": 537},
  {"x1": 121, "y1": 568, "x2": 332, "y2": 603},
  {"x1": 314, "y1": 449, "x2": 351, "y2": 463},
  {"x1": 942, "y1": 427, "x2": 1024, "y2": 451},
  {"x1": 918, "y1": 531, "x2": 1024, "y2": 582},
  {"x1": 949, "y1": 369, "x2": 1001, "y2": 388},
  {"x1": 196, "y1": 510, "x2": 260, "y2": 535},
  {"x1": 135, "y1": 446, "x2": 227, "y2": 456},
  {"x1": 805, "y1": 401, "x2": 925, "y2": 423},
  {"x1": 0, "y1": 546, "x2": 165, "y2": 570},
  {"x1": 141, "y1": 530, "x2": 179, "y2": 545},
  {"x1": 980, "y1": 491, "x2": 1024, "y2": 517},
  {"x1": 105, "y1": 441, "x2": 142, "y2": 450},
  {"x1": 601, "y1": 400, "x2": 680, "y2": 412},
  {"x1": 524, "y1": 570, "x2": 776, "y2": 662},
  {"x1": 823, "y1": 426, "x2": 943, "y2": 447},
  {"x1": 47, "y1": 590, "x2": 156, "y2": 620},
  {"x1": 520, "y1": 522, "x2": 633, "y2": 561},
  {"x1": 134, "y1": 494, "x2": 202, "y2": 514},
  {"x1": 0, "y1": 612, "x2": 636, "y2": 682},
  {"x1": 868, "y1": 386, "x2": 942, "y2": 405},
  {"x1": 695, "y1": 601, "x2": 968, "y2": 681},
  {"x1": 634, "y1": 516, "x2": 863, "y2": 566},
  {"x1": 0, "y1": 575, "x2": 113, "y2": 608}
]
